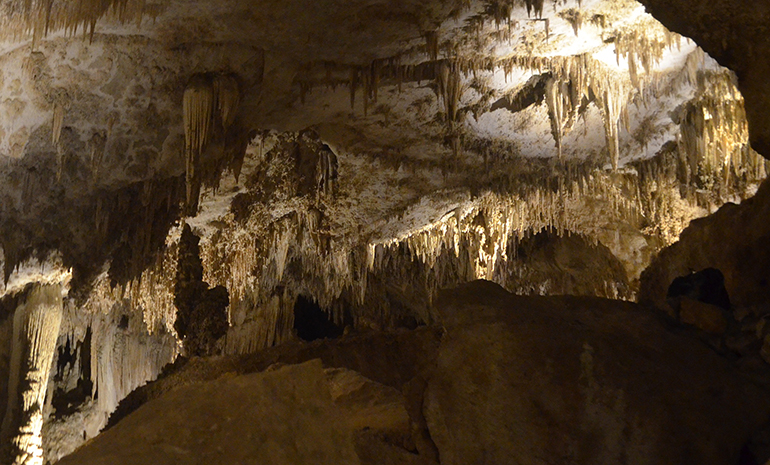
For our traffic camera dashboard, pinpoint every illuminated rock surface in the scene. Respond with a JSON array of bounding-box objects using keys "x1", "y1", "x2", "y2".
[{"x1": 0, "y1": 0, "x2": 767, "y2": 462}]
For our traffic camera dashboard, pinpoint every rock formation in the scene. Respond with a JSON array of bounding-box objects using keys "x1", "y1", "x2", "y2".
[{"x1": 0, "y1": 0, "x2": 767, "y2": 463}]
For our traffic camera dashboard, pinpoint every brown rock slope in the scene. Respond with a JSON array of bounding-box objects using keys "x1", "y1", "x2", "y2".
[{"x1": 59, "y1": 281, "x2": 770, "y2": 465}]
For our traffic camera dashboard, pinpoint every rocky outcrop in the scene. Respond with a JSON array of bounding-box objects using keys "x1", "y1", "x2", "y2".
[
  {"x1": 59, "y1": 360, "x2": 410, "y2": 465},
  {"x1": 57, "y1": 281, "x2": 770, "y2": 465},
  {"x1": 640, "y1": 178, "x2": 770, "y2": 314},
  {"x1": 427, "y1": 281, "x2": 770, "y2": 465},
  {"x1": 639, "y1": 177, "x2": 770, "y2": 368}
]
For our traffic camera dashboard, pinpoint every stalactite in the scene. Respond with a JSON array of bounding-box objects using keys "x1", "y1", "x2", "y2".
[
  {"x1": 183, "y1": 75, "x2": 214, "y2": 216},
  {"x1": 349, "y1": 68, "x2": 359, "y2": 110},
  {"x1": 0, "y1": 0, "x2": 148, "y2": 43},
  {"x1": 436, "y1": 61, "x2": 462, "y2": 123},
  {"x1": 497, "y1": 53, "x2": 629, "y2": 168},
  {"x1": 597, "y1": 83, "x2": 622, "y2": 170},
  {"x1": 88, "y1": 297, "x2": 177, "y2": 423},
  {"x1": 560, "y1": 8, "x2": 582, "y2": 36},
  {"x1": 525, "y1": 0, "x2": 544, "y2": 19},
  {"x1": 316, "y1": 144, "x2": 338, "y2": 198},
  {"x1": 213, "y1": 74, "x2": 240, "y2": 131},
  {"x1": 673, "y1": 68, "x2": 759, "y2": 204},
  {"x1": 612, "y1": 21, "x2": 683, "y2": 90},
  {"x1": 51, "y1": 104, "x2": 64, "y2": 147},
  {"x1": 88, "y1": 132, "x2": 106, "y2": 179},
  {"x1": 545, "y1": 76, "x2": 565, "y2": 159},
  {"x1": 143, "y1": 110, "x2": 764, "y2": 358},
  {"x1": 424, "y1": 31, "x2": 439, "y2": 61}
]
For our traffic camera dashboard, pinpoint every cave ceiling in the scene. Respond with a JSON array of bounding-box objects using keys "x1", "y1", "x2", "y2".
[{"x1": 0, "y1": 0, "x2": 766, "y2": 314}]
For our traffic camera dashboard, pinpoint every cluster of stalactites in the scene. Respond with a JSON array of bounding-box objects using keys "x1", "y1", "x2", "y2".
[
  {"x1": 195, "y1": 165, "x2": 644, "y2": 354},
  {"x1": 48, "y1": 274, "x2": 178, "y2": 445},
  {"x1": 559, "y1": 8, "x2": 583, "y2": 36},
  {"x1": 0, "y1": 0, "x2": 151, "y2": 43},
  {"x1": 193, "y1": 207, "x2": 366, "y2": 354},
  {"x1": 158, "y1": 126, "x2": 764, "y2": 358},
  {"x1": 613, "y1": 22, "x2": 683, "y2": 90},
  {"x1": 183, "y1": 73, "x2": 240, "y2": 215},
  {"x1": 294, "y1": 0, "x2": 684, "y2": 168},
  {"x1": 500, "y1": 53, "x2": 629, "y2": 167},
  {"x1": 524, "y1": 0, "x2": 545, "y2": 19},
  {"x1": 31, "y1": 251, "x2": 184, "y2": 460},
  {"x1": 676, "y1": 70, "x2": 764, "y2": 200},
  {"x1": 370, "y1": 169, "x2": 639, "y2": 280}
]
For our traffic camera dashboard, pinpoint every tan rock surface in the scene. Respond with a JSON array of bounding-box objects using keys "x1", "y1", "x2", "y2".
[
  {"x1": 58, "y1": 359, "x2": 411, "y2": 465},
  {"x1": 427, "y1": 280, "x2": 770, "y2": 465}
]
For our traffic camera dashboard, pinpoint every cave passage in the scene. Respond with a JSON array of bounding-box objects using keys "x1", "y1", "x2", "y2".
[{"x1": 293, "y1": 295, "x2": 344, "y2": 341}]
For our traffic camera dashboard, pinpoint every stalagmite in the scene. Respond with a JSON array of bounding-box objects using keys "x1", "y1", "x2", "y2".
[{"x1": 0, "y1": 284, "x2": 63, "y2": 465}]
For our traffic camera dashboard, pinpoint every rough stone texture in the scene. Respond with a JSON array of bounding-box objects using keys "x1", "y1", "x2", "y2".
[
  {"x1": 57, "y1": 359, "x2": 409, "y2": 465},
  {"x1": 500, "y1": 231, "x2": 632, "y2": 299},
  {"x1": 104, "y1": 327, "x2": 443, "y2": 430},
  {"x1": 59, "y1": 282, "x2": 770, "y2": 465},
  {"x1": 638, "y1": 0, "x2": 770, "y2": 157},
  {"x1": 0, "y1": 0, "x2": 768, "y2": 460},
  {"x1": 427, "y1": 280, "x2": 770, "y2": 465}
]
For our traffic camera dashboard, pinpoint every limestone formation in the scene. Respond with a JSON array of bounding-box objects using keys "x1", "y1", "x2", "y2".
[{"x1": 0, "y1": 0, "x2": 766, "y2": 462}]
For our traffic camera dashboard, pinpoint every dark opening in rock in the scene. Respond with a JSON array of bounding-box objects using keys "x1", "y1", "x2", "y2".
[
  {"x1": 51, "y1": 327, "x2": 93, "y2": 419},
  {"x1": 667, "y1": 267, "x2": 731, "y2": 310},
  {"x1": 293, "y1": 295, "x2": 344, "y2": 341}
]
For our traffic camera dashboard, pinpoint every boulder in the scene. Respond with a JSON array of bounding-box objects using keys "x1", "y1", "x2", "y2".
[
  {"x1": 426, "y1": 280, "x2": 770, "y2": 465},
  {"x1": 679, "y1": 297, "x2": 728, "y2": 335}
]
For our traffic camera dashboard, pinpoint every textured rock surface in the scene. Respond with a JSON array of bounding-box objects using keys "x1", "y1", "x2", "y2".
[
  {"x1": 427, "y1": 280, "x2": 770, "y2": 465},
  {"x1": 678, "y1": 298, "x2": 728, "y2": 335},
  {"x1": 57, "y1": 360, "x2": 407, "y2": 465},
  {"x1": 640, "y1": 178, "x2": 770, "y2": 313},
  {"x1": 0, "y1": 0, "x2": 768, "y2": 461},
  {"x1": 56, "y1": 281, "x2": 770, "y2": 465}
]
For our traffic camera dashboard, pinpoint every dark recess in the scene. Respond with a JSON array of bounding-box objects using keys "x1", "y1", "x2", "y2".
[{"x1": 293, "y1": 295, "x2": 345, "y2": 341}]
